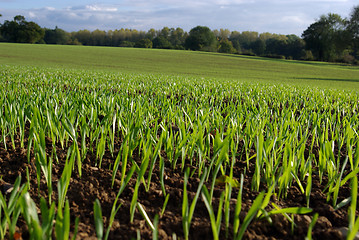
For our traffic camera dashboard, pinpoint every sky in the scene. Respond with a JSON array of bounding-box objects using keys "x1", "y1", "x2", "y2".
[{"x1": 0, "y1": 0, "x2": 357, "y2": 36}]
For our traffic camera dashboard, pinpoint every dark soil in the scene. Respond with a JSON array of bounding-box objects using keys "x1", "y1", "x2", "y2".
[{"x1": 0, "y1": 133, "x2": 357, "y2": 240}]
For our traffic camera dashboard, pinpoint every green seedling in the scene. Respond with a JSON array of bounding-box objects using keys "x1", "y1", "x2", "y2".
[{"x1": 182, "y1": 167, "x2": 207, "y2": 240}]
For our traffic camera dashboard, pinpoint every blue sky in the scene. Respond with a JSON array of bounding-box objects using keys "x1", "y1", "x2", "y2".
[{"x1": 0, "y1": 0, "x2": 357, "y2": 36}]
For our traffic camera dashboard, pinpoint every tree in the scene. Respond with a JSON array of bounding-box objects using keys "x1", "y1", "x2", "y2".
[
  {"x1": 218, "y1": 39, "x2": 236, "y2": 53},
  {"x1": 44, "y1": 27, "x2": 70, "y2": 44},
  {"x1": 264, "y1": 37, "x2": 286, "y2": 56},
  {"x1": 0, "y1": 15, "x2": 44, "y2": 43},
  {"x1": 91, "y1": 29, "x2": 109, "y2": 46},
  {"x1": 118, "y1": 41, "x2": 135, "y2": 47},
  {"x1": 348, "y1": 5, "x2": 359, "y2": 39},
  {"x1": 259, "y1": 32, "x2": 276, "y2": 42},
  {"x1": 159, "y1": 27, "x2": 170, "y2": 39},
  {"x1": 109, "y1": 29, "x2": 126, "y2": 46},
  {"x1": 251, "y1": 39, "x2": 266, "y2": 55},
  {"x1": 348, "y1": 5, "x2": 359, "y2": 59},
  {"x1": 219, "y1": 29, "x2": 231, "y2": 41},
  {"x1": 302, "y1": 13, "x2": 349, "y2": 61},
  {"x1": 152, "y1": 36, "x2": 172, "y2": 49},
  {"x1": 185, "y1": 26, "x2": 216, "y2": 51},
  {"x1": 0, "y1": 13, "x2": 3, "y2": 41},
  {"x1": 130, "y1": 29, "x2": 146, "y2": 43},
  {"x1": 146, "y1": 28, "x2": 157, "y2": 41},
  {"x1": 213, "y1": 28, "x2": 231, "y2": 41},
  {"x1": 237, "y1": 31, "x2": 259, "y2": 50},
  {"x1": 169, "y1": 27, "x2": 187, "y2": 49},
  {"x1": 286, "y1": 35, "x2": 306, "y2": 59},
  {"x1": 73, "y1": 29, "x2": 91, "y2": 45},
  {"x1": 134, "y1": 38, "x2": 152, "y2": 48},
  {"x1": 229, "y1": 31, "x2": 241, "y2": 52}
]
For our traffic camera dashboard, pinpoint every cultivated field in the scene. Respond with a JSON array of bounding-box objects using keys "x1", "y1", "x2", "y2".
[
  {"x1": 0, "y1": 43, "x2": 359, "y2": 239},
  {"x1": 1, "y1": 43, "x2": 359, "y2": 90}
]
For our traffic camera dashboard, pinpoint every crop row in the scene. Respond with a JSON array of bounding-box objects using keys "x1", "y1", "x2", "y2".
[{"x1": 0, "y1": 65, "x2": 358, "y2": 239}]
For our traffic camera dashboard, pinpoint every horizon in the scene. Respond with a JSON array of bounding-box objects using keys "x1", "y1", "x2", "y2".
[{"x1": 0, "y1": 1, "x2": 357, "y2": 36}]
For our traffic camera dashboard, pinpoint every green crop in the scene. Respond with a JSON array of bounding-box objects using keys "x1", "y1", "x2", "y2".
[
  {"x1": 0, "y1": 176, "x2": 23, "y2": 239},
  {"x1": 201, "y1": 186, "x2": 224, "y2": 240},
  {"x1": 2, "y1": 43, "x2": 359, "y2": 91},
  {"x1": 0, "y1": 61, "x2": 358, "y2": 239},
  {"x1": 348, "y1": 175, "x2": 359, "y2": 240},
  {"x1": 182, "y1": 168, "x2": 207, "y2": 240}
]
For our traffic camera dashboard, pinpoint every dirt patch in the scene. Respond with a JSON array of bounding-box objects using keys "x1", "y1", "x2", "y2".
[{"x1": 0, "y1": 134, "x2": 357, "y2": 240}]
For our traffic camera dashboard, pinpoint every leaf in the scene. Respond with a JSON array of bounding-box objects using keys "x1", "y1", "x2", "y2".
[
  {"x1": 137, "y1": 203, "x2": 155, "y2": 231},
  {"x1": 94, "y1": 199, "x2": 104, "y2": 240},
  {"x1": 201, "y1": 186, "x2": 219, "y2": 240},
  {"x1": 215, "y1": 175, "x2": 241, "y2": 188},
  {"x1": 334, "y1": 197, "x2": 351, "y2": 211},
  {"x1": 267, "y1": 207, "x2": 312, "y2": 216},
  {"x1": 236, "y1": 191, "x2": 265, "y2": 240},
  {"x1": 62, "y1": 117, "x2": 76, "y2": 141},
  {"x1": 305, "y1": 213, "x2": 318, "y2": 240}
]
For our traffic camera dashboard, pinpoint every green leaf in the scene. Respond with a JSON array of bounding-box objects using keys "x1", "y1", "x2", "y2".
[
  {"x1": 305, "y1": 213, "x2": 318, "y2": 240},
  {"x1": 62, "y1": 117, "x2": 76, "y2": 141},
  {"x1": 233, "y1": 174, "x2": 244, "y2": 236},
  {"x1": 94, "y1": 199, "x2": 104, "y2": 240},
  {"x1": 215, "y1": 175, "x2": 241, "y2": 188},
  {"x1": 201, "y1": 186, "x2": 219, "y2": 240},
  {"x1": 236, "y1": 191, "x2": 265, "y2": 240},
  {"x1": 63, "y1": 200, "x2": 71, "y2": 240},
  {"x1": 267, "y1": 207, "x2": 312, "y2": 216}
]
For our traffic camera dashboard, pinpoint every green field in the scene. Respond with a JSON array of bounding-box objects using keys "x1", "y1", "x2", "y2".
[
  {"x1": 1, "y1": 42, "x2": 359, "y2": 239},
  {"x1": 1, "y1": 42, "x2": 359, "y2": 90}
]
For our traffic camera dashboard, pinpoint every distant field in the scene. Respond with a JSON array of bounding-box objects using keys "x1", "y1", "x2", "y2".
[{"x1": 0, "y1": 42, "x2": 359, "y2": 90}]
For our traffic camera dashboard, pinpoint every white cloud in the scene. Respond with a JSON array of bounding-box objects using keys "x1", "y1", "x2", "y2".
[
  {"x1": 84, "y1": 5, "x2": 118, "y2": 12},
  {"x1": 0, "y1": 0, "x2": 356, "y2": 35},
  {"x1": 28, "y1": 11, "x2": 36, "y2": 18},
  {"x1": 282, "y1": 15, "x2": 310, "y2": 25},
  {"x1": 213, "y1": 0, "x2": 251, "y2": 4},
  {"x1": 44, "y1": 7, "x2": 55, "y2": 11}
]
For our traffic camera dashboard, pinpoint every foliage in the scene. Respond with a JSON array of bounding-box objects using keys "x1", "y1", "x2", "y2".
[
  {"x1": 0, "y1": 15, "x2": 44, "y2": 43},
  {"x1": 152, "y1": 36, "x2": 173, "y2": 49},
  {"x1": 348, "y1": 5, "x2": 359, "y2": 60},
  {"x1": 118, "y1": 41, "x2": 135, "y2": 48},
  {"x1": 185, "y1": 26, "x2": 217, "y2": 51},
  {"x1": 218, "y1": 39, "x2": 236, "y2": 54},
  {"x1": 251, "y1": 39, "x2": 266, "y2": 55},
  {"x1": 302, "y1": 13, "x2": 350, "y2": 61},
  {"x1": 134, "y1": 38, "x2": 153, "y2": 48},
  {"x1": 44, "y1": 27, "x2": 70, "y2": 45}
]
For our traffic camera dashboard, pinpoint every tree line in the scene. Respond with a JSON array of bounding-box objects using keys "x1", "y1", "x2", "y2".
[{"x1": 0, "y1": 5, "x2": 358, "y2": 64}]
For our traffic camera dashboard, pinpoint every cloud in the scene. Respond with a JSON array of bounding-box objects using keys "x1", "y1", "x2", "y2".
[
  {"x1": 70, "y1": 4, "x2": 118, "y2": 12},
  {"x1": 85, "y1": 5, "x2": 118, "y2": 12},
  {"x1": 0, "y1": 0, "x2": 356, "y2": 35},
  {"x1": 44, "y1": 7, "x2": 55, "y2": 11}
]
